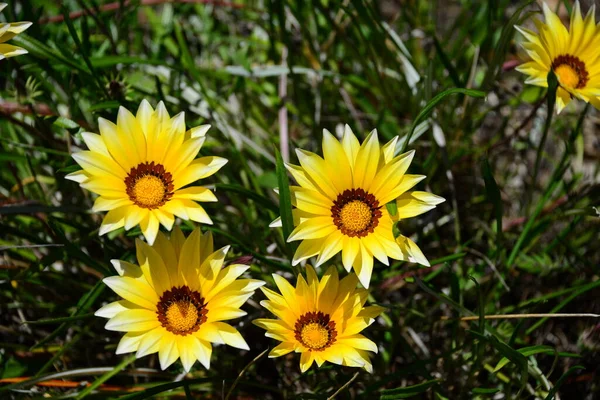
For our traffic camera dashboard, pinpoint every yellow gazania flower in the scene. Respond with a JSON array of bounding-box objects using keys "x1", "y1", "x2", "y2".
[
  {"x1": 253, "y1": 265, "x2": 384, "y2": 372},
  {"x1": 95, "y1": 227, "x2": 264, "y2": 371},
  {"x1": 273, "y1": 125, "x2": 444, "y2": 288},
  {"x1": 515, "y1": 1, "x2": 600, "y2": 113},
  {"x1": 0, "y1": 3, "x2": 32, "y2": 60},
  {"x1": 66, "y1": 100, "x2": 227, "y2": 244}
]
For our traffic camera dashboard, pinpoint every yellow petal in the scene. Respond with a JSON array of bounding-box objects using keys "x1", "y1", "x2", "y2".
[
  {"x1": 291, "y1": 238, "x2": 321, "y2": 266},
  {"x1": 136, "y1": 327, "x2": 164, "y2": 357},
  {"x1": 116, "y1": 331, "x2": 145, "y2": 355},
  {"x1": 177, "y1": 335, "x2": 198, "y2": 372},
  {"x1": 341, "y1": 236, "x2": 360, "y2": 272},
  {"x1": 269, "y1": 342, "x2": 295, "y2": 358},
  {"x1": 287, "y1": 216, "x2": 336, "y2": 241},
  {"x1": 180, "y1": 200, "x2": 212, "y2": 224},
  {"x1": 314, "y1": 231, "x2": 344, "y2": 266},
  {"x1": 139, "y1": 211, "x2": 160, "y2": 245},
  {"x1": 190, "y1": 336, "x2": 212, "y2": 369},
  {"x1": 352, "y1": 130, "x2": 380, "y2": 191},
  {"x1": 105, "y1": 309, "x2": 160, "y2": 332},
  {"x1": 72, "y1": 150, "x2": 126, "y2": 180},
  {"x1": 99, "y1": 206, "x2": 128, "y2": 236},
  {"x1": 96, "y1": 118, "x2": 136, "y2": 173},
  {"x1": 295, "y1": 149, "x2": 338, "y2": 199},
  {"x1": 117, "y1": 106, "x2": 147, "y2": 166},
  {"x1": 92, "y1": 197, "x2": 132, "y2": 212},
  {"x1": 153, "y1": 209, "x2": 175, "y2": 232},
  {"x1": 172, "y1": 186, "x2": 217, "y2": 202},
  {"x1": 158, "y1": 334, "x2": 179, "y2": 370},
  {"x1": 341, "y1": 125, "x2": 360, "y2": 166},
  {"x1": 136, "y1": 238, "x2": 171, "y2": 296},
  {"x1": 337, "y1": 334, "x2": 378, "y2": 353},
  {"x1": 396, "y1": 191, "x2": 444, "y2": 219},
  {"x1": 110, "y1": 259, "x2": 143, "y2": 278},
  {"x1": 124, "y1": 207, "x2": 148, "y2": 231},
  {"x1": 95, "y1": 300, "x2": 137, "y2": 319},
  {"x1": 299, "y1": 351, "x2": 315, "y2": 372},
  {"x1": 0, "y1": 43, "x2": 27, "y2": 58},
  {"x1": 210, "y1": 322, "x2": 249, "y2": 350},
  {"x1": 322, "y1": 129, "x2": 353, "y2": 191},
  {"x1": 173, "y1": 156, "x2": 228, "y2": 190},
  {"x1": 290, "y1": 187, "x2": 332, "y2": 215},
  {"x1": 103, "y1": 276, "x2": 158, "y2": 310},
  {"x1": 81, "y1": 132, "x2": 110, "y2": 157},
  {"x1": 203, "y1": 264, "x2": 249, "y2": 301},
  {"x1": 168, "y1": 137, "x2": 205, "y2": 176}
]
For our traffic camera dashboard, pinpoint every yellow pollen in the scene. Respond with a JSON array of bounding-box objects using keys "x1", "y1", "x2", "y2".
[
  {"x1": 300, "y1": 322, "x2": 329, "y2": 350},
  {"x1": 339, "y1": 200, "x2": 372, "y2": 233},
  {"x1": 554, "y1": 64, "x2": 580, "y2": 89},
  {"x1": 165, "y1": 301, "x2": 199, "y2": 333},
  {"x1": 133, "y1": 175, "x2": 166, "y2": 207}
]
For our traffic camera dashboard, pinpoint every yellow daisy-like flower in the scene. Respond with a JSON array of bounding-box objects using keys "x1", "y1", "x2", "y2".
[
  {"x1": 95, "y1": 227, "x2": 264, "y2": 371},
  {"x1": 274, "y1": 125, "x2": 444, "y2": 287},
  {"x1": 515, "y1": 1, "x2": 600, "y2": 113},
  {"x1": 253, "y1": 265, "x2": 384, "y2": 373},
  {"x1": 66, "y1": 100, "x2": 227, "y2": 244},
  {"x1": 0, "y1": 3, "x2": 32, "y2": 60}
]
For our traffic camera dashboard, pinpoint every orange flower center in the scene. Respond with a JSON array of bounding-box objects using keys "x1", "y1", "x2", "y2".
[
  {"x1": 295, "y1": 311, "x2": 337, "y2": 351},
  {"x1": 331, "y1": 189, "x2": 382, "y2": 237},
  {"x1": 125, "y1": 162, "x2": 174, "y2": 209},
  {"x1": 157, "y1": 286, "x2": 207, "y2": 336},
  {"x1": 552, "y1": 54, "x2": 588, "y2": 89}
]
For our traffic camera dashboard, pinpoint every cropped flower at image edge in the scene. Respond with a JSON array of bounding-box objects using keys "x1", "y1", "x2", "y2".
[
  {"x1": 516, "y1": 1, "x2": 600, "y2": 113},
  {"x1": 0, "y1": 3, "x2": 32, "y2": 60}
]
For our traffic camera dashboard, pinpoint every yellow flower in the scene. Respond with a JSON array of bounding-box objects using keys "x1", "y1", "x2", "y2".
[
  {"x1": 66, "y1": 100, "x2": 227, "y2": 244},
  {"x1": 253, "y1": 265, "x2": 384, "y2": 373},
  {"x1": 273, "y1": 125, "x2": 444, "y2": 287},
  {"x1": 0, "y1": 3, "x2": 31, "y2": 60},
  {"x1": 95, "y1": 227, "x2": 264, "y2": 371},
  {"x1": 515, "y1": 1, "x2": 600, "y2": 113}
]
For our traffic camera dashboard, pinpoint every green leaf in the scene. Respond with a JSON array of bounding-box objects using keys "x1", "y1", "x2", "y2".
[
  {"x1": 468, "y1": 330, "x2": 529, "y2": 388},
  {"x1": 482, "y1": 1, "x2": 536, "y2": 89},
  {"x1": 481, "y1": 157, "x2": 503, "y2": 250},
  {"x1": 275, "y1": 148, "x2": 295, "y2": 261},
  {"x1": 53, "y1": 116, "x2": 80, "y2": 130},
  {"x1": 400, "y1": 88, "x2": 486, "y2": 153},
  {"x1": 493, "y1": 345, "x2": 555, "y2": 371},
  {"x1": 214, "y1": 183, "x2": 278, "y2": 212},
  {"x1": 11, "y1": 34, "x2": 90, "y2": 75},
  {"x1": 472, "y1": 388, "x2": 500, "y2": 395},
  {"x1": 88, "y1": 100, "x2": 121, "y2": 112},
  {"x1": 380, "y1": 379, "x2": 440, "y2": 399}
]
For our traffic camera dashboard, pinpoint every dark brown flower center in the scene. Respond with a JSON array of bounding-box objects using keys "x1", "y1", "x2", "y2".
[
  {"x1": 331, "y1": 188, "x2": 382, "y2": 237},
  {"x1": 552, "y1": 54, "x2": 589, "y2": 89},
  {"x1": 294, "y1": 311, "x2": 337, "y2": 351},
  {"x1": 125, "y1": 162, "x2": 174, "y2": 209},
  {"x1": 157, "y1": 286, "x2": 207, "y2": 336}
]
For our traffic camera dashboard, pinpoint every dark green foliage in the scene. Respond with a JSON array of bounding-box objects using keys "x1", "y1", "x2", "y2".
[{"x1": 1, "y1": 0, "x2": 599, "y2": 399}]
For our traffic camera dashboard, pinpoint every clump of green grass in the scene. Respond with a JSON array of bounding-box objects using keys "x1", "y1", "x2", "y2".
[{"x1": 1, "y1": 0, "x2": 599, "y2": 399}]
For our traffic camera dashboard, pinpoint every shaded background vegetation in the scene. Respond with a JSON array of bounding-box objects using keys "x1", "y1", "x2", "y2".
[{"x1": 1, "y1": 0, "x2": 599, "y2": 398}]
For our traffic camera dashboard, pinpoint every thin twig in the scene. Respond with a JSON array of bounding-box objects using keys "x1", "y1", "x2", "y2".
[
  {"x1": 441, "y1": 313, "x2": 600, "y2": 321},
  {"x1": 327, "y1": 371, "x2": 360, "y2": 400},
  {"x1": 224, "y1": 348, "x2": 269, "y2": 400}
]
